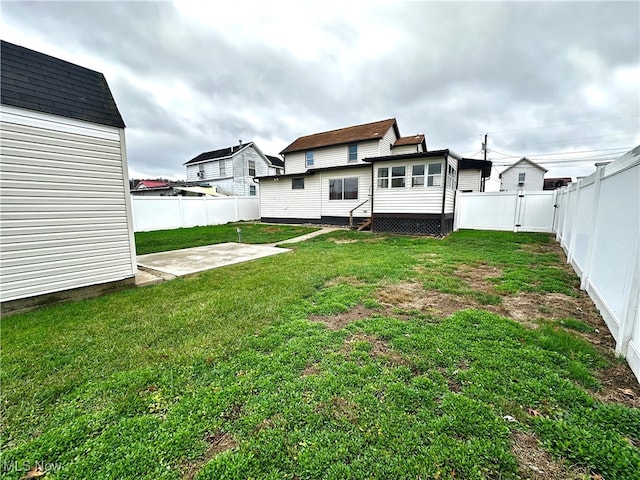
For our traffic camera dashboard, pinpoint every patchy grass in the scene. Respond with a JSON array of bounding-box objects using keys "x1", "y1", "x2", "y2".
[
  {"x1": 2, "y1": 230, "x2": 638, "y2": 479},
  {"x1": 134, "y1": 222, "x2": 319, "y2": 254}
]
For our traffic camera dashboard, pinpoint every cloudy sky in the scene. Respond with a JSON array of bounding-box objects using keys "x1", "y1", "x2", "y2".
[{"x1": 2, "y1": 1, "x2": 639, "y2": 185}]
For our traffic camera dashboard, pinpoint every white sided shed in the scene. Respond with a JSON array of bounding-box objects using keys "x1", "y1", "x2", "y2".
[{"x1": 0, "y1": 41, "x2": 137, "y2": 314}]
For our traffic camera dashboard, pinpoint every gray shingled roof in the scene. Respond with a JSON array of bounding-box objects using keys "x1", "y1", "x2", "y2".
[{"x1": 1, "y1": 40, "x2": 125, "y2": 128}]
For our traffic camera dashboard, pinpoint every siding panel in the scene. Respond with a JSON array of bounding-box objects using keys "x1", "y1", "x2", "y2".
[{"x1": 0, "y1": 105, "x2": 136, "y2": 302}]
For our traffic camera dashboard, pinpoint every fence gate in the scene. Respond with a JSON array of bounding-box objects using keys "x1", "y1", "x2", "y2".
[{"x1": 454, "y1": 190, "x2": 557, "y2": 233}]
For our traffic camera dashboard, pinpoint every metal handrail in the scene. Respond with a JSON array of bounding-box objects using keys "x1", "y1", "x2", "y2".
[{"x1": 349, "y1": 198, "x2": 370, "y2": 228}]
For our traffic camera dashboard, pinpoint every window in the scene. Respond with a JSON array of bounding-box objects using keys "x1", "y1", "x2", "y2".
[
  {"x1": 377, "y1": 167, "x2": 389, "y2": 188},
  {"x1": 197, "y1": 163, "x2": 204, "y2": 178},
  {"x1": 447, "y1": 164, "x2": 456, "y2": 189},
  {"x1": 518, "y1": 172, "x2": 526, "y2": 184},
  {"x1": 219, "y1": 160, "x2": 226, "y2": 177},
  {"x1": 427, "y1": 162, "x2": 442, "y2": 187},
  {"x1": 306, "y1": 151, "x2": 314, "y2": 167},
  {"x1": 348, "y1": 144, "x2": 357, "y2": 162},
  {"x1": 391, "y1": 166, "x2": 406, "y2": 188},
  {"x1": 292, "y1": 177, "x2": 305, "y2": 189},
  {"x1": 249, "y1": 185, "x2": 256, "y2": 196},
  {"x1": 412, "y1": 164, "x2": 425, "y2": 187},
  {"x1": 248, "y1": 160, "x2": 256, "y2": 177},
  {"x1": 329, "y1": 178, "x2": 358, "y2": 200}
]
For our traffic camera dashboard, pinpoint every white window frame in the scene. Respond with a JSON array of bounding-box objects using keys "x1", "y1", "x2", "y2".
[
  {"x1": 219, "y1": 159, "x2": 226, "y2": 177},
  {"x1": 329, "y1": 177, "x2": 358, "y2": 200},
  {"x1": 518, "y1": 172, "x2": 526, "y2": 184},
  {"x1": 306, "y1": 151, "x2": 314, "y2": 167},
  {"x1": 249, "y1": 185, "x2": 256, "y2": 196},
  {"x1": 348, "y1": 144, "x2": 358, "y2": 163},
  {"x1": 447, "y1": 164, "x2": 457, "y2": 190},
  {"x1": 427, "y1": 162, "x2": 442, "y2": 187},
  {"x1": 412, "y1": 164, "x2": 425, "y2": 187},
  {"x1": 248, "y1": 160, "x2": 256, "y2": 177},
  {"x1": 391, "y1": 166, "x2": 406, "y2": 188},
  {"x1": 377, "y1": 167, "x2": 389, "y2": 188}
]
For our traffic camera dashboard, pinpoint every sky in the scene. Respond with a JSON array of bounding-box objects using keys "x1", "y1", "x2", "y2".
[{"x1": 2, "y1": 0, "x2": 639, "y2": 187}]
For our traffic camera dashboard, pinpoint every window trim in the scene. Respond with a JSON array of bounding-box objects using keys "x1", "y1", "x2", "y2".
[
  {"x1": 219, "y1": 159, "x2": 226, "y2": 177},
  {"x1": 411, "y1": 164, "x2": 425, "y2": 187},
  {"x1": 248, "y1": 160, "x2": 256, "y2": 177},
  {"x1": 306, "y1": 151, "x2": 314, "y2": 167},
  {"x1": 292, "y1": 177, "x2": 305, "y2": 189},
  {"x1": 518, "y1": 172, "x2": 526, "y2": 184},
  {"x1": 377, "y1": 167, "x2": 389, "y2": 188},
  {"x1": 249, "y1": 185, "x2": 256, "y2": 196},
  {"x1": 391, "y1": 166, "x2": 406, "y2": 188},
  {"x1": 447, "y1": 163, "x2": 457, "y2": 190},
  {"x1": 427, "y1": 162, "x2": 442, "y2": 187},
  {"x1": 328, "y1": 177, "x2": 359, "y2": 200},
  {"x1": 348, "y1": 143, "x2": 358, "y2": 163}
]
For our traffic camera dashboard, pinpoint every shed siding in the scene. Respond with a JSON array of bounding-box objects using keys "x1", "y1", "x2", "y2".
[
  {"x1": 458, "y1": 169, "x2": 482, "y2": 191},
  {"x1": 259, "y1": 175, "x2": 322, "y2": 219},
  {"x1": 0, "y1": 105, "x2": 136, "y2": 302},
  {"x1": 372, "y1": 156, "x2": 445, "y2": 214}
]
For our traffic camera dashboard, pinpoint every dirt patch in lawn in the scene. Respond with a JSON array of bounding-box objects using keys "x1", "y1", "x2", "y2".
[
  {"x1": 511, "y1": 430, "x2": 590, "y2": 480},
  {"x1": 375, "y1": 281, "x2": 471, "y2": 317},
  {"x1": 309, "y1": 305, "x2": 376, "y2": 330},
  {"x1": 343, "y1": 333, "x2": 408, "y2": 366},
  {"x1": 324, "y1": 276, "x2": 366, "y2": 287},
  {"x1": 182, "y1": 432, "x2": 238, "y2": 480}
]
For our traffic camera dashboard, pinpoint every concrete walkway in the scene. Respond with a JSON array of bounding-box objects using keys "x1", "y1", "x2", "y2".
[{"x1": 135, "y1": 227, "x2": 339, "y2": 286}]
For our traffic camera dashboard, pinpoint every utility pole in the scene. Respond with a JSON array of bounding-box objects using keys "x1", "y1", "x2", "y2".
[{"x1": 483, "y1": 134, "x2": 488, "y2": 161}]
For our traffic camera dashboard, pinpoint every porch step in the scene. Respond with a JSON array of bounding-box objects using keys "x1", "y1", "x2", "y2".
[{"x1": 356, "y1": 218, "x2": 372, "y2": 231}]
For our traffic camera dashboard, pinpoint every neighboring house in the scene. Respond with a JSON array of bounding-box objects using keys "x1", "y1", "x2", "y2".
[
  {"x1": 184, "y1": 142, "x2": 283, "y2": 196},
  {"x1": 130, "y1": 179, "x2": 173, "y2": 196},
  {"x1": 0, "y1": 40, "x2": 137, "y2": 314},
  {"x1": 258, "y1": 118, "x2": 460, "y2": 235},
  {"x1": 499, "y1": 157, "x2": 547, "y2": 191},
  {"x1": 457, "y1": 158, "x2": 493, "y2": 192},
  {"x1": 544, "y1": 177, "x2": 572, "y2": 190}
]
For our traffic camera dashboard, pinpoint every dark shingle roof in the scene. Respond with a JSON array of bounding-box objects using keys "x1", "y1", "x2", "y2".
[
  {"x1": 1, "y1": 40, "x2": 125, "y2": 128},
  {"x1": 266, "y1": 155, "x2": 284, "y2": 168},
  {"x1": 184, "y1": 143, "x2": 249, "y2": 165},
  {"x1": 280, "y1": 118, "x2": 399, "y2": 155}
]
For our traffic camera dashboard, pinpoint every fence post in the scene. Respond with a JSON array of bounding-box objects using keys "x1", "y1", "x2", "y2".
[
  {"x1": 618, "y1": 243, "x2": 640, "y2": 357},
  {"x1": 234, "y1": 197, "x2": 240, "y2": 221},
  {"x1": 178, "y1": 196, "x2": 185, "y2": 228},
  {"x1": 203, "y1": 195, "x2": 209, "y2": 226},
  {"x1": 513, "y1": 190, "x2": 523, "y2": 232},
  {"x1": 566, "y1": 179, "x2": 584, "y2": 266},
  {"x1": 579, "y1": 164, "x2": 606, "y2": 290}
]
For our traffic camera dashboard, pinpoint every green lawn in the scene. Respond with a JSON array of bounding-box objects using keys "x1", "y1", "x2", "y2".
[
  {"x1": 1, "y1": 229, "x2": 638, "y2": 479},
  {"x1": 135, "y1": 222, "x2": 319, "y2": 255}
]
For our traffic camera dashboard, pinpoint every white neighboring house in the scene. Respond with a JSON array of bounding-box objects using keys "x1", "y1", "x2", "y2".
[
  {"x1": 0, "y1": 40, "x2": 137, "y2": 315},
  {"x1": 499, "y1": 157, "x2": 547, "y2": 191},
  {"x1": 258, "y1": 118, "x2": 461, "y2": 235},
  {"x1": 184, "y1": 142, "x2": 283, "y2": 196}
]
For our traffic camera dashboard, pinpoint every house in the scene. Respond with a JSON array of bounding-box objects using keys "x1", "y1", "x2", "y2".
[
  {"x1": 184, "y1": 142, "x2": 283, "y2": 196},
  {"x1": 543, "y1": 177, "x2": 572, "y2": 190},
  {"x1": 130, "y1": 179, "x2": 174, "y2": 196},
  {"x1": 0, "y1": 40, "x2": 137, "y2": 315},
  {"x1": 499, "y1": 157, "x2": 547, "y2": 191},
  {"x1": 258, "y1": 118, "x2": 460, "y2": 235},
  {"x1": 457, "y1": 158, "x2": 493, "y2": 192}
]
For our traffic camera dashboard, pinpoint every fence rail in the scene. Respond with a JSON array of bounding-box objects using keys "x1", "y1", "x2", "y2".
[{"x1": 131, "y1": 196, "x2": 260, "y2": 232}]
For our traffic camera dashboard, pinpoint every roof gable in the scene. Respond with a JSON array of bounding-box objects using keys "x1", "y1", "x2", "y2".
[
  {"x1": 280, "y1": 118, "x2": 399, "y2": 155},
  {"x1": 266, "y1": 155, "x2": 284, "y2": 168},
  {"x1": 501, "y1": 157, "x2": 548, "y2": 174},
  {"x1": 0, "y1": 40, "x2": 125, "y2": 128},
  {"x1": 185, "y1": 143, "x2": 251, "y2": 165}
]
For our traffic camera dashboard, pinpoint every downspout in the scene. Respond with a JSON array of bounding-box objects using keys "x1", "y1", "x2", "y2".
[
  {"x1": 370, "y1": 161, "x2": 374, "y2": 231},
  {"x1": 452, "y1": 158, "x2": 460, "y2": 227},
  {"x1": 440, "y1": 153, "x2": 448, "y2": 236}
]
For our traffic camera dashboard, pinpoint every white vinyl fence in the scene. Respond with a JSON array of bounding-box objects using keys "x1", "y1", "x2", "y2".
[
  {"x1": 555, "y1": 148, "x2": 639, "y2": 382},
  {"x1": 131, "y1": 196, "x2": 260, "y2": 232},
  {"x1": 454, "y1": 190, "x2": 556, "y2": 233}
]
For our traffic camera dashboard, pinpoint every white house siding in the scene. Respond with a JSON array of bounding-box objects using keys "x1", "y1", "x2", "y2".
[
  {"x1": 284, "y1": 140, "x2": 381, "y2": 175},
  {"x1": 500, "y1": 160, "x2": 545, "y2": 191},
  {"x1": 186, "y1": 158, "x2": 230, "y2": 183},
  {"x1": 0, "y1": 105, "x2": 136, "y2": 303},
  {"x1": 320, "y1": 167, "x2": 372, "y2": 218},
  {"x1": 444, "y1": 156, "x2": 458, "y2": 213},
  {"x1": 259, "y1": 175, "x2": 322, "y2": 220},
  {"x1": 378, "y1": 127, "x2": 398, "y2": 157},
  {"x1": 392, "y1": 144, "x2": 422, "y2": 155},
  {"x1": 458, "y1": 169, "x2": 482, "y2": 191},
  {"x1": 230, "y1": 146, "x2": 264, "y2": 196},
  {"x1": 372, "y1": 157, "x2": 446, "y2": 214}
]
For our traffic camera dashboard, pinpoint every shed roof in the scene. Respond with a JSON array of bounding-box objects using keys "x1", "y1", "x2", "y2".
[
  {"x1": 459, "y1": 158, "x2": 493, "y2": 178},
  {"x1": 280, "y1": 118, "x2": 399, "y2": 154},
  {"x1": 0, "y1": 40, "x2": 125, "y2": 128}
]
